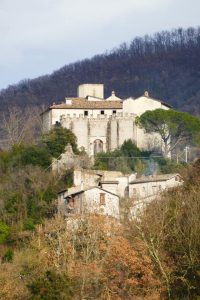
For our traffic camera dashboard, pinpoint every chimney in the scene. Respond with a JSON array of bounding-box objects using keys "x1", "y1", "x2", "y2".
[{"x1": 65, "y1": 98, "x2": 72, "y2": 105}]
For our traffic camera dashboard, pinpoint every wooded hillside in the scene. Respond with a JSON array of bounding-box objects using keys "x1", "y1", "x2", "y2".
[{"x1": 1, "y1": 26, "x2": 200, "y2": 114}]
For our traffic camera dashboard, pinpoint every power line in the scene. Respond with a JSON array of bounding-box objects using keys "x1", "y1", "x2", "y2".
[{"x1": 95, "y1": 156, "x2": 163, "y2": 159}]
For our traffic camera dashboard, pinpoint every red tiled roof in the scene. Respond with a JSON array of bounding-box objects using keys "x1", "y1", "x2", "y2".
[{"x1": 50, "y1": 98, "x2": 123, "y2": 109}]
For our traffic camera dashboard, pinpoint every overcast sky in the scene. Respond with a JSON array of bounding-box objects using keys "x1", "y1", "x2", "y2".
[{"x1": 0, "y1": 0, "x2": 199, "y2": 89}]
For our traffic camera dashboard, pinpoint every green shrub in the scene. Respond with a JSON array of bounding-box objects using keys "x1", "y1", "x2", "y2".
[
  {"x1": 154, "y1": 157, "x2": 186, "y2": 174},
  {"x1": 94, "y1": 140, "x2": 142, "y2": 173},
  {"x1": 0, "y1": 222, "x2": 11, "y2": 244},
  {"x1": 27, "y1": 271, "x2": 74, "y2": 300},
  {"x1": 20, "y1": 146, "x2": 51, "y2": 168},
  {"x1": 23, "y1": 218, "x2": 35, "y2": 231},
  {"x1": 42, "y1": 127, "x2": 79, "y2": 158},
  {"x1": 2, "y1": 248, "x2": 14, "y2": 262}
]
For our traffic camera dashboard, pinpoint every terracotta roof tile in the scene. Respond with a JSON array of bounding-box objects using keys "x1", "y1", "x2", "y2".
[{"x1": 50, "y1": 98, "x2": 123, "y2": 109}]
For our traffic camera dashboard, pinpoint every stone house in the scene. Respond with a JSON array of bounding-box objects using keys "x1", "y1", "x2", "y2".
[
  {"x1": 58, "y1": 169, "x2": 183, "y2": 219},
  {"x1": 41, "y1": 84, "x2": 171, "y2": 156},
  {"x1": 73, "y1": 169, "x2": 136, "y2": 198},
  {"x1": 58, "y1": 185, "x2": 119, "y2": 219},
  {"x1": 129, "y1": 173, "x2": 183, "y2": 199},
  {"x1": 128, "y1": 173, "x2": 183, "y2": 217}
]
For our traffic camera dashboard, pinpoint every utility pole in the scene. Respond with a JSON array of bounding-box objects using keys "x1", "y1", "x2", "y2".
[{"x1": 176, "y1": 152, "x2": 179, "y2": 164}]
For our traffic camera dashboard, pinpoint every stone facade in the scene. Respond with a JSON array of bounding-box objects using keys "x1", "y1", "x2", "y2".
[
  {"x1": 57, "y1": 169, "x2": 183, "y2": 219},
  {"x1": 41, "y1": 84, "x2": 171, "y2": 156},
  {"x1": 59, "y1": 186, "x2": 120, "y2": 219},
  {"x1": 59, "y1": 113, "x2": 136, "y2": 156}
]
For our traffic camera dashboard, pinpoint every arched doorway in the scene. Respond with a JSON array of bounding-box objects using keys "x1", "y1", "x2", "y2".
[{"x1": 94, "y1": 139, "x2": 103, "y2": 155}]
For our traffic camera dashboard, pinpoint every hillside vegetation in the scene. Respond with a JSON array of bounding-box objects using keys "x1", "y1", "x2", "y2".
[
  {"x1": 1, "y1": 126, "x2": 200, "y2": 299},
  {"x1": 1, "y1": 27, "x2": 200, "y2": 114}
]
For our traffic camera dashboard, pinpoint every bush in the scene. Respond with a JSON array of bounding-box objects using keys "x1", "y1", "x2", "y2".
[
  {"x1": 0, "y1": 145, "x2": 51, "y2": 172},
  {"x1": 120, "y1": 139, "x2": 141, "y2": 157},
  {"x1": 42, "y1": 127, "x2": 79, "y2": 158},
  {"x1": 154, "y1": 157, "x2": 186, "y2": 174},
  {"x1": 134, "y1": 165, "x2": 200, "y2": 298},
  {"x1": 0, "y1": 222, "x2": 10, "y2": 244},
  {"x1": 20, "y1": 146, "x2": 51, "y2": 169},
  {"x1": 94, "y1": 140, "x2": 143, "y2": 173},
  {"x1": 23, "y1": 218, "x2": 35, "y2": 231},
  {"x1": 1, "y1": 166, "x2": 58, "y2": 227},
  {"x1": 2, "y1": 249, "x2": 14, "y2": 262},
  {"x1": 27, "y1": 271, "x2": 74, "y2": 300}
]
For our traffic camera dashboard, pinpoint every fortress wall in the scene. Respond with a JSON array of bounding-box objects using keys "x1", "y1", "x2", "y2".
[
  {"x1": 54, "y1": 108, "x2": 121, "y2": 119},
  {"x1": 60, "y1": 116, "x2": 72, "y2": 130},
  {"x1": 72, "y1": 118, "x2": 89, "y2": 151},
  {"x1": 110, "y1": 119, "x2": 119, "y2": 151},
  {"x1": 136, "y1": 127, "x2": 162, "y2": 151},
  {"x1": 118, "y1": 118, "x2": 135, "y2": 147},
  {"x1": 89, "y1": 118, "x2": 108, "y2": 154},
  {"x1": 60, "y1": 112, "x2": 163, "y2": 155},
  {"x1": 89, "y1": 118, "x2": 108, "y2": 139},
  {"x1": 61, "y1": 114, "x2": 139, "y2": 155},
  {"x1": 51, "y1": 109, "x2": 69, "y2": 125}
]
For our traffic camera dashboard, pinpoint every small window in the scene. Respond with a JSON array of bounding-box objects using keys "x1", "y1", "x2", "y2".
[
  {"x1": 55, "y1": 121, "x2": 61, "y2": 127},
  {"x1": 113, "y1": 110, "x2": 116, "y2": 115},
  {"x1": 66, "y1": 197, "x2": 75, "y2": 213},
  {"x1": 100, "y1": 110, "x2": 104, "y2": 115},
  {"x1": 67, "y1": 197, "x2": 75, "y2": 208},
  {"x1": 84, "y1": 111, "x2": 88, "y2": 116},
  {"x1": 100, "y1": 193, "x2": 106, "y2": 205}
]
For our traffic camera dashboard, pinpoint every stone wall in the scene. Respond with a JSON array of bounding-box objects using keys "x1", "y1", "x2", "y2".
[
  {"x1": 52, "y1": 144, "x2": 91, "y2": 174},
  {"x1": 60, "y1": 113, "x2": 136, "y2": 155},
  {"x1": 42, "y1": 93, "x2": 171, "y2": 155}
]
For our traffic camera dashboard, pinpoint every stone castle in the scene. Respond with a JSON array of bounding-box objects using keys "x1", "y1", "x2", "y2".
[{"x1": 42, "y1": 84, "x2": 171, "y2": 156}]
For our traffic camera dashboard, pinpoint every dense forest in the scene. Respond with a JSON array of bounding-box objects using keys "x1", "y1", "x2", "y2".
[{"x1": 1, "y1": 26, "x2": 200, "y2": 114}]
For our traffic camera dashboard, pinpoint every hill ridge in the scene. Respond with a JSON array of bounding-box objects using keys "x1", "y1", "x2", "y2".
[{"x1": 1, "y1": 26, "x2": 200, "y2": 114}]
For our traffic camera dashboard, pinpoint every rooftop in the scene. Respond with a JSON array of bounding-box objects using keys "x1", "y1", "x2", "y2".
[
  {"x1": 49, "y1": 98, "x2": 123, "y2": 110},
  {"x1": 136, "y1": 94, "x2": 172, "y2": 108},
  {"x1": 129, "y1": 174, "x2": 182, "y2": 184},
  {"x1": 65, "y1": 186, "x2": 119, "y2": 198}
]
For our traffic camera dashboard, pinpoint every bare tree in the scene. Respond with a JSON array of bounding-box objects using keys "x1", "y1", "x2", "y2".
[{"x1": 0, "y1": 105, "x2": 44, "y2": 149}]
